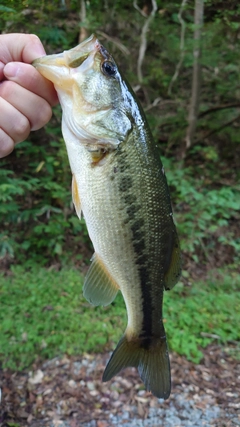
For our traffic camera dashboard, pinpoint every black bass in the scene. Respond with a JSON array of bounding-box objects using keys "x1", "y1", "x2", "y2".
[{"x1": 33, "y1": 35, "x2": 181, "y2": 399}]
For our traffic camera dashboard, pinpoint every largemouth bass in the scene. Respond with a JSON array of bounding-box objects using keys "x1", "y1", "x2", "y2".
[{"x1": 33, "y1": 35, "x2": 181, "y2": 399}]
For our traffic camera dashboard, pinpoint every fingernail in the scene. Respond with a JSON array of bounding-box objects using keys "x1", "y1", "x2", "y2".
[{"x1": 4, "y1": 62, "x2": 21, "y2": 78}]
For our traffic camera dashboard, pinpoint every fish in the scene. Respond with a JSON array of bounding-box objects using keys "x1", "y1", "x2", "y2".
[{"x1": 32, "y1": 34, "x2": 181, "y2": 399}]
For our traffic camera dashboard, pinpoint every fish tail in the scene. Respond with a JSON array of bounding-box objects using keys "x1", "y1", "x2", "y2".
[{"x1": 102, "y1": 330, "x2": 171, "y2": 399}]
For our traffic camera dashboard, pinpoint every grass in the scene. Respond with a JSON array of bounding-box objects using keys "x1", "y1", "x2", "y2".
[
  {"x1": 0, "y1": 265, "x2": 239, "y2": 370},
  {"x1": 164, "y1": 269, "x2": 240, "y2": 362}
]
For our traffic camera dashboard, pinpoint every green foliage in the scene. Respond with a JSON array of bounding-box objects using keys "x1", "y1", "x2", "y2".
[
  {"x1": 0, "y1": 0, "x2": 78, "y2": 49},
  {"x1": 0, "y1": 266, "x2": 238, "y2": 369},
  {"x1": 0, "y1": 2, "x2": 239, "y2": 371},
  {"x1": 0, "y1": 1, "x2": 239, "y2": 269},
  {"x1": 0, "y1": 266, "x2": 125, "y2": 370},
  {"x1": 0, "y1": 114, "x2": 90, "y2": 265},
  {"x1": 163, "y1": 155, "x2": 240, "y2": 263},
  {"x1": 165, "y1": 269, "x2": 240, "y2": 362}
]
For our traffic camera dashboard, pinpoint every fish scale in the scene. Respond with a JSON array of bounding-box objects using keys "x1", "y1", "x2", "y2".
[{"x1": 33, "y1": 34, "x2": 181, "y2": 399}]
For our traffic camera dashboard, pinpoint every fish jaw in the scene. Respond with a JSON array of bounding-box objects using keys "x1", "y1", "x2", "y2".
[
  {"x1": 32, "y1": 34, "x2": 100, "y2": 90},
  {"x1": 33, "y1": 34, "x2": 132, "y2": 150}
]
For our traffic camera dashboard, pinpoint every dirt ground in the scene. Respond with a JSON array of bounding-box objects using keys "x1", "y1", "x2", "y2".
[{"x1": 0, "y1": 344, "x2": 239, "y2": 427}]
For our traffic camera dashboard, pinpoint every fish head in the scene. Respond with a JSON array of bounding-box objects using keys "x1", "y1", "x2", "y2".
[{"x1": 33, "y1": 35, "x2": 133, "y2": 149}]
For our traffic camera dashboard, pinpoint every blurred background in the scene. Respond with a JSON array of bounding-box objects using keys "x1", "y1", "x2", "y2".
[{"x1": 0, "y1": 0, "x2": 239, "y2": 374}]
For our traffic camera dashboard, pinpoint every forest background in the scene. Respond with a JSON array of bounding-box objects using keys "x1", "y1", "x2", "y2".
[{"x1": 0, "y1": 0, "x2": 239, "y2": 371}]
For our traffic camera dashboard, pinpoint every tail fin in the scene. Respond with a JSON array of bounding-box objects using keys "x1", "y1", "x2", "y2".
[{"x1": 102, "y1": 333, "x2": 171, "y2": 399}]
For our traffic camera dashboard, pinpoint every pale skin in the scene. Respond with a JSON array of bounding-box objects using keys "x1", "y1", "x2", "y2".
[{"x1": 0, "y1": 33, "x2": 58, "y2": 158}]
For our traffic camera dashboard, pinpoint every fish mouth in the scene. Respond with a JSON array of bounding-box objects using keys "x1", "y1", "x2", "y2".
[{"x1": 32, "y1": 34, "x2": 104, "y2": 86}]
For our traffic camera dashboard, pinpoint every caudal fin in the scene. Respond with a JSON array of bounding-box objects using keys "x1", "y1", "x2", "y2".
[{"x1": 102, "y1": 333, "x2": 171, "y2": 399}]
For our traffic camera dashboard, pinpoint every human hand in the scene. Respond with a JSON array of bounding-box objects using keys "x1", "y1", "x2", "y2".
[{"x1": 0, "y1": 33, "x2": 58, "y2": 158}]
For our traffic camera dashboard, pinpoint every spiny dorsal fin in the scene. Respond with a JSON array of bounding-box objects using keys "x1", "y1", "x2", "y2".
[
  {"x1": 164, "y1": 228, "x2": 182, "y2": 290},
  {"x1": 72, "y1": 174, "x2": 81, "y2": 219},
  {"x1": 83, "y1": 254, "x2": 119, "y2": 306}
]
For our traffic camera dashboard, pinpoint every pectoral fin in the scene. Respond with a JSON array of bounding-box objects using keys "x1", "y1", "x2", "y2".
[
  {"x1": 72, "y1": 174, "x2": 81, "y2": 219},
  {"x1": 164, "y1": 228, "x2": 182, "y2": 290},
  {"x1": 83, "y1": 254, "x2": 119, "y2": 306}
]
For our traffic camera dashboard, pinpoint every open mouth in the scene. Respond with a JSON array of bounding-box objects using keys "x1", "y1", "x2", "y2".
[{"x1": 32, "y1": 34, "x2": 102, "y2": 85}]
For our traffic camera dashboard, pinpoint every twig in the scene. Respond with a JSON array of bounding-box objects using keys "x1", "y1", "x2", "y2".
[
  {"x1": 133, "y1": 0, "x2": 148, "y2": 17},
  {"x1": 168, "y1": 0, "x2": 188, "y2": 96},
  {"x1": 135, "y1": 0, "x2": 158, "y2": 84},
  {"x1": 133, "y1": 84, "x2": 141, "y2": 93},
  {"x1": 145, "y1": 97, "x2": 162, "y2": 111},
  {"x1": 200, "y1": 332, "x2": 221, "y2": 340},
  {"x1": 196, "y1": 113, "x2": 240, "y2": 143},
  {"x1": 200, "y1": 332, "x2": 239, "y2": 345},
  {"x1": 198, "y1": 103, "x2": 240, "y2": 118},
  {"x1": 145, "y1": 98, "x2": 183, "y2": 111},
  {"x1": 96, "y1": 31, "x2": 130, "y2": 56}
]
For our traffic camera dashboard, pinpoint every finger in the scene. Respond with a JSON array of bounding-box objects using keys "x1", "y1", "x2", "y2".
[
  {"x1": 0, "y1": 80, "x2": 53, "y2": 131},
  {"x1": 0, "y1": 129, "x2": 14, "y2": 158},
  {"x1": 4, "y1": 62, "x2": 58, "y2": 107},
  {"x1": 0, "y1": 97, "x2": 30, "y2": 144},
  {"x1": 0, "y1": 33, "x2": 46, "y2": 65},
  {"x1": 0, "y1": 61, "x2": 4, "y2": 81}
]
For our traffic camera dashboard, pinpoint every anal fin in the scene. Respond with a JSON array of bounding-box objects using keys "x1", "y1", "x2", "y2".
[
  {"x1": 83, "y1": 253, "x2": 119, "y2": 306},
  {"x1": 72, "y1": 174, "x2": 81, "y2": 219}
]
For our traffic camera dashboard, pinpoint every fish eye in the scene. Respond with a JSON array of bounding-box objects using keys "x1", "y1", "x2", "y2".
[{"x1": 101, "y1": 61, "x2": 117, "y2": 77}]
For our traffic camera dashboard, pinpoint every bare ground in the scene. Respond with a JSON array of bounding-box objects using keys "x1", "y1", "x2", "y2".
[{"x1": 0, "y1": 344, "x2": 239, "y2": 427}]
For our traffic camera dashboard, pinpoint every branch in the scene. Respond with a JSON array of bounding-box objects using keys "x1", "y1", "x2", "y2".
[
  {"x1": 200, "y1": 332, "x2": 239, "y2": 345},
  {"x1": 96, "y1": 31, "x2": 130, "y2": 56},
  {"x1": 133, "y1": 0, "x2": 148, "y2": 17},
  {"x1": 79, "y1": 0, "x2": 87, "y2": 43},
  {"x1": 200, "y1": 332, "x2": 221, "y2": 340},
  {"x1": 134, "y1": 0, "x2": 158, "y2": 84},
  {"x1": 145, "y1": 98, "x2": 182, "y2": 112},
  {"x1": 185, "y1": 0, "x2": 204, "y2": 150},
  {"x1": 144, "y1": 97, "x2": 162, "y2": 111},
  {"x1": 198, "y1": 103, "x2": 240, "y2": 118},
  {"x1": 196, "y1": 114, "x2": 240, "y2": 143},
  {"x1": 168, "y1": 0, "x2": 188, "y2": 96}
]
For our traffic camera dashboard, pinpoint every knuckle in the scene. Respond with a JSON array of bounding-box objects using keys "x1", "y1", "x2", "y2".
[
  {"x1": 0, "y1": 81, "x2": 15, "y2": 99},
  {"x1": 14, "y1": 115, "x2": 30, "y2": 139},
  {"x1": 42, "y1": 103, "x2": 53, "y2": 123},
  {"x1": 32, "y1": 102, "x2": 52, "y2": 130},
  {"x1": 0, "y1": 129, "x2": 14, "y2": 158}
]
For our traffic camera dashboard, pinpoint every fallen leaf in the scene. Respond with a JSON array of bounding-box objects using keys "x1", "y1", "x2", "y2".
[{"x1": 28, "y1": 369, "x2": 44, "y2": 385}]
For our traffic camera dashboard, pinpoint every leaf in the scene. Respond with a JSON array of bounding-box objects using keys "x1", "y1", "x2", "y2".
[
  {"x1": 0, "y1": 5, "x2": 16, "y2": 12},
  {"x1": 28, "y1": 370, "x2": 44, "y2": 385}
]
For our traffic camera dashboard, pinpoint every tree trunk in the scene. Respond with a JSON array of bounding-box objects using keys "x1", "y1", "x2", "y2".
[
  {"x1": 79, "y1": 0, "x2": 88, "y2": 43},
  {"x1": 185, "y1": 0, "x2": 204, "y2": 151}
]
